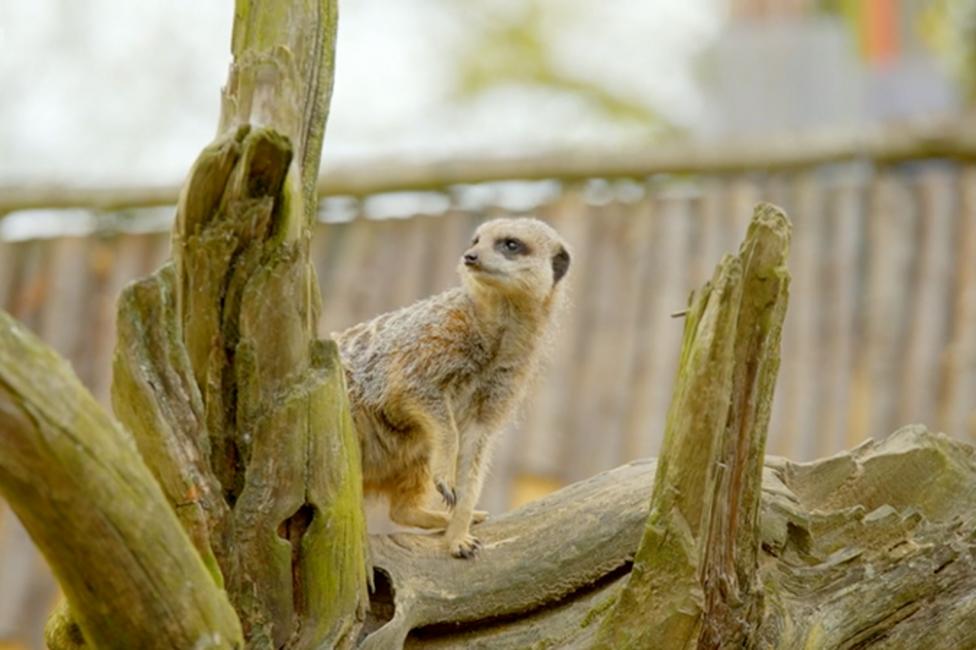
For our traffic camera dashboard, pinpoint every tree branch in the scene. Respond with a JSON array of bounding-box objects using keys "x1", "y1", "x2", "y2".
[
  {"x1": 362, "y1": 426, "x2": 976, "y2": 649},
  {"x1": 0, "y1": 310, "x2": 243, "y2": 649}
]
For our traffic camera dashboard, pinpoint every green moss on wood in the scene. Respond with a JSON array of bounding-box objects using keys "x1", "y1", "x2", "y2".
[
  {"x1": 593, "y1": 254, "x2": 743, "y2": 649},
  {"x1": 158, "y1": 118, "x2": 367, "y2": 647},
  {"x1": 592, "y1": 203, "x2": 791, "y2": 649},
  {"x1": 294, "y1": 340, "x2": 369, "y2": 647},
  {"x1": 0, "y1": 310, "x2": 243, "y2": 649},
  {"x1": 4, "y1": 1, "x2": 360, "y2": 648}
]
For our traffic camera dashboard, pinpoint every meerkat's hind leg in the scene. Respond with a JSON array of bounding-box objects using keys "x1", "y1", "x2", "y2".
[
  {"x1": 390, "y1": 503, "x2": 451, "y2": 530},
  {"x1": 388, "y1": 466, "x2": 452, "y2": 530}
]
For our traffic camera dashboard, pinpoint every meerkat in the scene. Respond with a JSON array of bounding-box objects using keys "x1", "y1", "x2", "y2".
[{"x1": 333, "y1": 217, "x2": 571, "y2": 558}]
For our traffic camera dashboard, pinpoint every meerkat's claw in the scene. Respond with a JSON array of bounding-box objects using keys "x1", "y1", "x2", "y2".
[
  {"x1": 435, "y1": 479, "x2": 457, "y2": 508},
  {"x1": 449, "y1": 534, "x2": 482, "y2": 559},
  {"x1": 471, "y1": 510, "x2": 489, "y2": 524}
]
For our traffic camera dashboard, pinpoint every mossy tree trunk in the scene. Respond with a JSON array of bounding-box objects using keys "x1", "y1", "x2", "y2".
[
  {"x1": 2, "y1": 4, "x2": 976, "y2": 650},
  {"x1": 116, "y1": 0, "x2": 368, "y2": 647},
  {"x1": 2, "y1": 1, "x2": 367, "y2": 649}
]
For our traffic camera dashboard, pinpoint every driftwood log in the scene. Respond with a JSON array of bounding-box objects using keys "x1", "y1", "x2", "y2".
[
  {"x1": 364, "y1": 426, "x2": 976, "y2": 649},
  {"x1": 0, "y1": 3, "x2": 975, "y2": 650}
]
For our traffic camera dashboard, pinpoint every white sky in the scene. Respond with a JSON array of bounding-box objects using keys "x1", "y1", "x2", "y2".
[{"x1": 0, "y1": 0, "x2": 721, "y2": 186}]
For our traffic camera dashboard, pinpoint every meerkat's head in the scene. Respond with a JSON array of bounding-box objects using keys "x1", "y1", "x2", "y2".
[{"x1": 458, "y1": 217, "x2": 571, "y2": 307}]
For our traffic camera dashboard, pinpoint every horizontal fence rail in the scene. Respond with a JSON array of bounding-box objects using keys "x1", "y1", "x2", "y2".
[{"x1": 2, "y1": 120, "x2": 975, "y2": 215}]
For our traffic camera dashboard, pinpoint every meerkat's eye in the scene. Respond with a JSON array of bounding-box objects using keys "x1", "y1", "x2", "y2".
[
  {"x1": 471, "y1": 235, "x2": 479, "y2": 246},
  {"x1": 496, "y1": 237, "x2": 526, "y2": 255}
]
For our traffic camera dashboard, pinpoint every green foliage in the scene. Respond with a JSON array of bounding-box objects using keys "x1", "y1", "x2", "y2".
[{"x1": 454, "y1": 0, "x2": 668, "y2": 131}]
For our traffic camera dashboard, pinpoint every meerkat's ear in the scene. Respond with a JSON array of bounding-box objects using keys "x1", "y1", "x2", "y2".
[{"x1": 552, "y1": 246, "x2": 570, "y2": 285}]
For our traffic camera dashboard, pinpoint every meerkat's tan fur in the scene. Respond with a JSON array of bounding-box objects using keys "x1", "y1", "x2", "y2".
[{"x1": 334, "y1": 217, "x2": 571, "y2": 558}]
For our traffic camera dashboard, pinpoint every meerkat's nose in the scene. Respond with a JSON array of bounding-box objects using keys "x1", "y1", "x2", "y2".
[{"x1": 463, "y1": 252, "x2": 479, "y2": 266}]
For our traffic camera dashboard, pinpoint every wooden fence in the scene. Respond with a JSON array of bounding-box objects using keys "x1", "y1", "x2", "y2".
[
  {"x1": 3, "y1": 160, "x2": 976, "y2": 513},
  {"x1": 2, "y1": 153, "x2": 976, "y2": 647}
]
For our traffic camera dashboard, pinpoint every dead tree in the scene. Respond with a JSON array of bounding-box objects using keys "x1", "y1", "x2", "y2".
[{"x1": 0, "y1": 3, "x2": 975, "y2": 649}]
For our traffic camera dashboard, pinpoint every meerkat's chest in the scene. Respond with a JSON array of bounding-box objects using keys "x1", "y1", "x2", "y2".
[{"x1": 450, "y1": 342, "x2": 530, "y2": 424}]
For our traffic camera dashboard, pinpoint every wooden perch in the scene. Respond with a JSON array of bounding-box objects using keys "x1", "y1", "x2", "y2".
[
  {"x1": 363, "y1": 425, "x2": 976, "y2": 648},
  {"x1": 361, "y1": 458, "x2": 657, "y2": 649}
]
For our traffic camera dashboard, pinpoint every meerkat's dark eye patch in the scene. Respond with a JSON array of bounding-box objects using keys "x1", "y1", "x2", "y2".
[
  {"x1": 471, "y1": 235, "x2": 480, "y2": 246},
  {"x1": 495, "y1": 237, "x2": 528, "y2": 256},
  {"x1": 552, "y1": 246, "x2": 570, "y2": 285}
]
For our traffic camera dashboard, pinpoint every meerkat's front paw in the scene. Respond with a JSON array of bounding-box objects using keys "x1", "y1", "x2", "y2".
[
  {"x1": 472, "y1": 510, "x2": 489, "y2": 524},
  {"x1": 448, "y1": 533, "x2": 482, "y2": 559},
  {"x1": 434, "y1": 478, "x2": 457, "y2": 508}
]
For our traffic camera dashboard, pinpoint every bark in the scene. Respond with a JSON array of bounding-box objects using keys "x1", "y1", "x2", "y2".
[
  {"x1": 0, "y1": 310, "x2": 242, "y2": 649},
  {"x1": 1, "y1": 1, "x2": 366, "y2": 649}
]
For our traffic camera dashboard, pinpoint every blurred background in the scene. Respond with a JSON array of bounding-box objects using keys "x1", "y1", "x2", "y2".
[{"x1": 2, "y1": 0, "x2": 976, "y2": 647}]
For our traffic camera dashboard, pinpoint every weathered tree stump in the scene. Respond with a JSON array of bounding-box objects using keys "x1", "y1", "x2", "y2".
[{"x1": 4, "y1": 2, "x2": 368, "y2": 649}]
